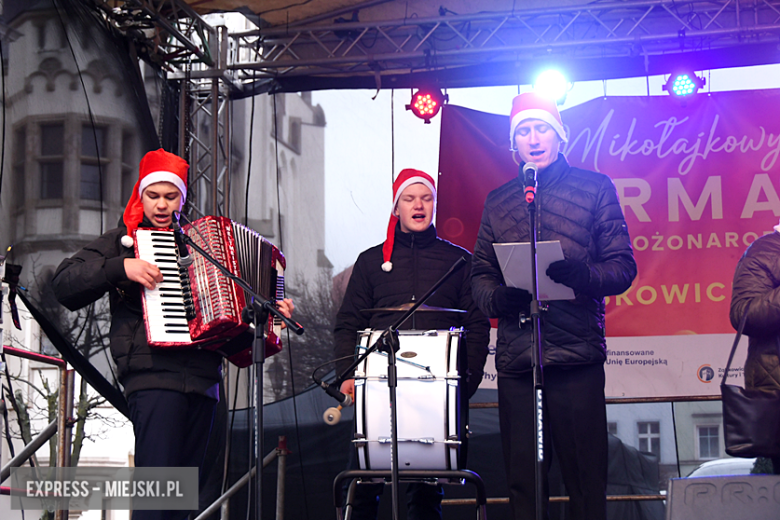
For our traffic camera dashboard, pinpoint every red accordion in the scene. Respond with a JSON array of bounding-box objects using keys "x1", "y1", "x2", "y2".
[{"x1": 134, "y1": 216, "x2": 285, "y2": 367}]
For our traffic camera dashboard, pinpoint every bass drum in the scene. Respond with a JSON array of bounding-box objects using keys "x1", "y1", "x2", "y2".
[{"x1": 353, "y1": 329, "x2": 466, "y2": 471}]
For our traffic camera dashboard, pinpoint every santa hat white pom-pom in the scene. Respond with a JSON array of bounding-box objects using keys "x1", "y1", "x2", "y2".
[
  {"x1": 381, "y1": 261, "x2": 393, "y2": 272},
  {"x1": 121, "y1": 235, "x2": 134, "y2": 248}
]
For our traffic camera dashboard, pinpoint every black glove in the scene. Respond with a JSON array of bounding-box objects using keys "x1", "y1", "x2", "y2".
[
  {"x1": 467, "y1": 370, "x2": 483, "y2": 399},
  {"x1": 493, "y1": 285, "x2": 532, "y2": 317},
  {"x1": 546, "y1": 259, "x2": 590, "y2": 292}
]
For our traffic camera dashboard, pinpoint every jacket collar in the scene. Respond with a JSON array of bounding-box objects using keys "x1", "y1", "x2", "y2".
[
  {"x1": 520, "y1": 153, "x2": 570, "y2": 189},
  {"x1": 393, "y1": 222, "x2": 438, "y2": 249},
  {"x1": 117, "y1": 215, "x2": 156, "y2": 230}
]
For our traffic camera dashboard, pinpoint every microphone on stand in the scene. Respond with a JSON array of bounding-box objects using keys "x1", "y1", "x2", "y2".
[
  {"x1": 522, "y1": 162, "x2": 538, "y2": 204},
  {"x1": 171, "y1": 212, "x2": 193, "y2": 267},
  {"x1": 320, "y1": 381, "x2": 353, "y2": 425}
]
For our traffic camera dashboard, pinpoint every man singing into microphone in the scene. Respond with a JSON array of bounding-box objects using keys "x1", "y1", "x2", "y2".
[
  {"x1": 471, "y1": 93, "x2": 636, "y2": 520},
  {"x1": 51, "y1": 149, "x2": 293, "y2": 520},
  {"x1": 334, "y1": 168, "x2": 490, "y2": 520}
]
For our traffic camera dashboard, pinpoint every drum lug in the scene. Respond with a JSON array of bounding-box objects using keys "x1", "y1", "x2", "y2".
[
  {"x1": 352, "y1": 434, "x2": 367, "y2": 448},
  {"x1": 378, "y1": 437, "x2": 436, "y2": 445}
]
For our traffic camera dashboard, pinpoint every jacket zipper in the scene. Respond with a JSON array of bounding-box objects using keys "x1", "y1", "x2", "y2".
[
  {"x1": 411, "y1": 233, "x2": 418, "y2": 329},
  {"x1": 535, "y1": 190, "x2": 542, "y2": 241},
  {"x1": 411, "y1": 233, "x2": 417, "y2": 301}
]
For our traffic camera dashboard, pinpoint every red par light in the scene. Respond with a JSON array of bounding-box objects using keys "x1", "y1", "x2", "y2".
[{"x1": 406, "y1": 88, "x2": 448, "y2": 123}]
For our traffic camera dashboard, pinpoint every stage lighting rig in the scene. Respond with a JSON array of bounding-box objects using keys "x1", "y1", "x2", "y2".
[
  {"x1": 663, "y1": 72, "x2": 706, "y2": 97},
  {"x1": 406, "y1": 87, "x2": 448, "y2": 124}
]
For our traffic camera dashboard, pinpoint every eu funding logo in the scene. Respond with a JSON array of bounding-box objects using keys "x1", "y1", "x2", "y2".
[{"x1": 10, "y1": 467, "x2": 198, "y2": 511}]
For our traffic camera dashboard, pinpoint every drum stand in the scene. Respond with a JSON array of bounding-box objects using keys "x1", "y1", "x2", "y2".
[
  {"x1": 173, "y1": 225, "x2": 304, "y2": 520},
  {"x1": 333, "y1": 469, "x2": 487, "y2": 520},
  {"x1": 326, "y1": 258, "x2": 485, "y2": 520}
]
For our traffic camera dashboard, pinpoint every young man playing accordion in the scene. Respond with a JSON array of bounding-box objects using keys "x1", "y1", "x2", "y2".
[{"x1": 52, "y1": 149, "x2": 293, "y2": 520}]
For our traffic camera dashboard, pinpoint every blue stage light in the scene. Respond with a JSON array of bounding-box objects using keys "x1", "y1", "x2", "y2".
[{"x1": 664, "y1": 72, "x2": 706, "y2": 97}]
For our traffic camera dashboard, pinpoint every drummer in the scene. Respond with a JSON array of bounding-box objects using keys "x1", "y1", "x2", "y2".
[{"x1": 334, "y1": 168, "x2": 490, "y2": 520}]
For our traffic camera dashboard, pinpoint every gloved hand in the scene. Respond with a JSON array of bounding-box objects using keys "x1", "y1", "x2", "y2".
[
  {"x1": 467, "y1": 370, "x2": 483, "y2": 399},
  {"x1": 546, "y1": 259, "x2": 590, "y2": 292},
  {"x1": 493, "y1": 285, "x2": 532, "y2": 317}
]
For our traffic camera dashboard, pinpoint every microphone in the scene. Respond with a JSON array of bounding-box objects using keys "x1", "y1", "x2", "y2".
[
  {"x1": 171, "y1": 212, "x2": 193, "y2": 267},
  {"x1": 322, "y1": 381, "x2": 353, "y2": 407},
  {"x1": 321, "y1": 381, "x2": 353, "y2": 426},
  {"x1": 522, "y1": 162, "x2": 538, "y2": 204}
]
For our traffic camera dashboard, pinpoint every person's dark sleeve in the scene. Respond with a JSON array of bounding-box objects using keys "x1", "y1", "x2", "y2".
[
  {"x1": 458, "y1": 255, "x2": 490, "y2": 398},
  {"x1": 580, "y1": 176, "x2": 637, "y2": 298},
  {"x1": 471, "y1": 202, "x2": 505, "y2": 318},
  {"x1": 729, "y1": 244, "x2": 780, "y2": 337},
  {"x1": 51, "y1": 231, "x2": 128, "y2": 311},
  {"x1": 333, "y1": 257, "x2": 373, "y2": 378}
]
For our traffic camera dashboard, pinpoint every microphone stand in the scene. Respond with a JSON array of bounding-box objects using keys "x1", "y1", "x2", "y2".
[
  {"x1": 323, "y1": 257, "x2": 467, "y2": 520},
  {"x1": 172, "y1": 225, "x2": 304, "y2": 520},
  {"x1": 523, "y1": 164, "x2": 546, "y2": 520}
]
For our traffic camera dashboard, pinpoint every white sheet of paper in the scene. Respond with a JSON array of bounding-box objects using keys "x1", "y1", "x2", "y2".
[{"x1": 492, "y1": 241, "x2": 576, "y2": 301}]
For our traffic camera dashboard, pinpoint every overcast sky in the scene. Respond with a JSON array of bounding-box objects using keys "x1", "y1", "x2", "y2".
[{"x1": 313, "y1": 64, "x2": 780, "y2": 273}]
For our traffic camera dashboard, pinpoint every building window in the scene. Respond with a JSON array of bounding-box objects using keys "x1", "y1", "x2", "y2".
[
  {"x1": 698, "y1": 425, "x2": 719, "y2": 460},
  {"x1": 37, "y1": 23, "x2": 47, "y2": 50},
  {"x1": 13, "y1": 127, "x2": 26, "y2": 206},
  {"x1": 272, "y1": 93, "x2": 286, "y2": 139},
  {"x1": 289, "y1": 118, "x2": 301, "y2": 153},
  {"x1": 608, "y1": 422, "x2": 618, "y2": 436},
  {"x1": 637, "y1": 421, "x2": 660, "y2": 457},
  {"x1": 40, "y1": 123, "x2": 64, "y2": 199},
  {"x1": 81, "y1": 125, "x2": 107, "y2": 200}
]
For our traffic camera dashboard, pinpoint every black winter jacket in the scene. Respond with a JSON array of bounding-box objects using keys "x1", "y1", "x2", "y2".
[
  {"x1": 729, "y1": 231, "x2": 780, "y2": 393},
  {"x1": 334, "y1": 224, "x2": 490, "y2": 397},
  {"x1": 472, "y1": 155, "x2": 636, "y2": 375},
  {"x1": 51, "y1": 219, "x2": 222, "y2": 398}
]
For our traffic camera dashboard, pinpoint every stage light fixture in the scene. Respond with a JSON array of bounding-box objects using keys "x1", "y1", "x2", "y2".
[
  {"x1": 533, "y1": 70, "x2": 570, "y2": 105},
  {"x1": 663, "y1": 72, "x2": 706, "y2": 97},
  {"x1": 406, "y1": 88, "x2": 448, "y2": 124}
]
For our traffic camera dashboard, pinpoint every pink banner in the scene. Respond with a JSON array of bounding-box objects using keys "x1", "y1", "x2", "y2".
[{"x1": 438, "y1": 90, "x2": 780, "y2": 337}]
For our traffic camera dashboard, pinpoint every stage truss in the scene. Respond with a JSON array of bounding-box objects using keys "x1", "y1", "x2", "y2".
[
  {"x1": 91, "y1": 0, "x2": 780, "y2": 87},
  {"x1": 86, "y1": 0, "x2": 780, "y2": 213}
]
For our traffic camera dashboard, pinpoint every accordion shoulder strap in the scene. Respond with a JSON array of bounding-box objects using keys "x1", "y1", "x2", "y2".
[{"x1": 721, "y1": 306, "x2": 749, "y2": 388}]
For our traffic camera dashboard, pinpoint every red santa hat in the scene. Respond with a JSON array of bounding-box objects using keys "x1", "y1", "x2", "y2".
[
  {"x1": 120, "y1": 149, "x2": 189, "y2": 248},
  {"x1": 509, "y1": 92, "x2": 568, "y2": 149},
  {"x1": 381, "y1": 168, "x2": 437, "y2": 272}
]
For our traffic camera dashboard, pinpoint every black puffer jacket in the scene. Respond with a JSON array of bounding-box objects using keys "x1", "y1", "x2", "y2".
[
  {"x1": 51, "y1": 219, "x2": 222, "y2": 398},
  {"x1": 729, "y1": 231, "x2": 780, "y2": 393},
  {"x1": 472, "y1": 155, "x2": 636, "y2": 375},
  {"x1": 334, "y1": 224, "x2": 490, "y2": 397}
]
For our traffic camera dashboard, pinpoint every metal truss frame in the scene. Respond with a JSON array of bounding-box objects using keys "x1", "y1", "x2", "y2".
[
  {"x1": 178, "y1": 68, "x2": 232, "y2": 218},
  {"x1": 94, "y1": 0, "x2": 780, "y2": 83},
  {"x1": 89, "y1": 0, "x2": 217, "y2": 67},
  {"x1": 232, "y1": 0, "x2": 780, "y2": 80},
  {"x1": 88, "y1": 1, "x2": 232, "y2": 216},
  {"x1": 88, "y1": 0, "x2": 780, "y2": 212}
]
